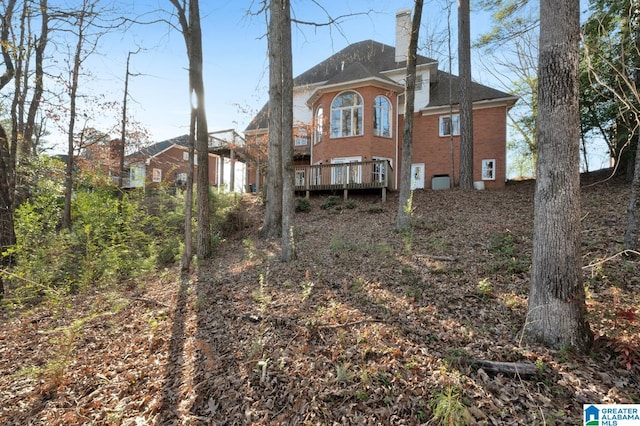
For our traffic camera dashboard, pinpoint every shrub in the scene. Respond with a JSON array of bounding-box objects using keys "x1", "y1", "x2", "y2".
[
  {"x1": 344, "y1": 199, "x2": 357, "y2": 209},
  {"x1": 320, "y1": 195, "x2": 340, "y2": 210},
  {"x1": 4, "y1": 163, "x2": 183, "y2": 306},
  {"x1": 295, "y1": 198, "x2": 311, "y2": 212}
]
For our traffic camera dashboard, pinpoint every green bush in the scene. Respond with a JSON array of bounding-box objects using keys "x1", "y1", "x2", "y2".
[
  {"x1": 344, "y1": 199, "x2": 357, "y2": 209},
  {"x1": 3, "y1": 160, "x2": 184, "y2": 306},
  {"x1": 295, "y1": 198, "x2": 311, "y2": 213},
  {"x1": 3, "y1": 159, "x2": 251, "y2": 308},
  {"x1": 320, "y1": 195, "x2": 340, "y2": 210}
]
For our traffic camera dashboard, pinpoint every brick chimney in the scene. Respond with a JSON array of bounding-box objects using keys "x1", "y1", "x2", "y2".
[{"x1": 395, "y1": 8, "x2": 412, "y2": 63}]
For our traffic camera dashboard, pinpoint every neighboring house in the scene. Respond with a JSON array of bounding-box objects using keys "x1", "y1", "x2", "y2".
[
  {"x1": 245, "y1": 9, "x2": 517, "y2": 195},
  {"x1": 78, "y1": 138, "x2": 122, "y2": 175},
  {"x1": 125, "y1": 131, "x2": 248, "y2": 192}
]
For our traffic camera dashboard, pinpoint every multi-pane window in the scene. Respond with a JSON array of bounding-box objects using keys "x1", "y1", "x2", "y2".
[
  {"x1": 152, "y1": 168, "x2": 162, "y2": 183},
  {"x1": 373, "y1": 96, "x2": 392, "y2": 137},
  {"x1": 295, "y1": 170, "x2": 306, "y2": 186},
  {"x1": 372, "y1": 157, "x2": 391, "y2": 183},
  {"x1": 482, "y1": 159, "x2": 496, "y2": 180},
  {"x1": 183, "y1": 150, "x2": 197, "y2": 165},
  {"x1": 175, "y1": 172, "x2": 187, "y2": 185},
  {"x1": 331, "y1": 91, "x2": 363, "y2": 138},
  {"x1": 439, "y1": 114, "x2": 460, "y2": 136},
  {"x1": 295, "y1": 128, "x2": 308, "y2": 146},
  {"x1": 315, "y1": 106, "x2": 323, "y2": 144}
]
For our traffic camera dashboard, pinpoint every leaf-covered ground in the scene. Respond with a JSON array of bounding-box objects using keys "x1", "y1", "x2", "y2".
[{"x1": 1, "y1": 170, "x2": 639, "y2": 425}]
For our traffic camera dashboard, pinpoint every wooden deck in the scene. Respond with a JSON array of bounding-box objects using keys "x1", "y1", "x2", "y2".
[{"x1": 294, "y1": 160, "x2": 393, "y2": 201}]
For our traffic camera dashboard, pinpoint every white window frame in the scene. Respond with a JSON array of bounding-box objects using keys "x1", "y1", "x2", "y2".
[
  {"x1": 175, "y1": 172, "x2": 187, "y2": 185},
  {"x1": 373, "y1": 95, "x2": 392, "y2": 138},
  {"x1": 482, "y1": 159, "x2": 496, "y2": 180},
  {"x1": 294, "y1": 128, "x2": 308, "y2": 146},
  {"x1": 439, "y1": 114, "x2": 460, "y2": 137},
  {"x1": 152, "y1": 168, "x2": 162, "y2": 183},
  {"x1": 183, "y1": 150, "x2": 197, "y2": 165},
  {"x1": 314, "y1": 106, "x2": 323, "y2": 144},
  {"x1": 372, "y1": 157, "x2": 391, "y2": 183},
  {"x1": 330, "y1": 91, "x2": 364, "y2": 138},
  {"x1": 331, "y1": 156, "x2": 362, "y2": 184}
]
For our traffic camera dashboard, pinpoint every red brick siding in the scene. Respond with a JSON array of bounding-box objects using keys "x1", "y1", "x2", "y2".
[
  {"x1": 144, "y1": 146, "x2": 219, "y2": 188},
  {"x1": 252, "y1": 86, "x2": 509, "y2": 190},
  {"x1": 312, "y1": 87, "x2": 400, "y2": 164},
  {"x1": 405, "y1": 106, "x2": 507, "y2": 189}
]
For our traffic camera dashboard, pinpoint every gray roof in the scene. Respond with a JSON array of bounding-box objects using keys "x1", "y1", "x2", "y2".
[
  {"x1": 128, "y1": 135, "x2": 189, "y2": 159},
  {"x1": 247, "y1": 40, "x2": 429, "y2": 132},
  {"x1": 323, "y1": 61, "x2": 399, "y2": 86},
  {"x1": 427, "y1": 70, "x2": 515, "y2": 108},
  {"x1": 293, "y1": 39, "x2": 435, "y2": 86},
  {"x1": 245, "y1": 39, "x2": 515, "y2": 132}
]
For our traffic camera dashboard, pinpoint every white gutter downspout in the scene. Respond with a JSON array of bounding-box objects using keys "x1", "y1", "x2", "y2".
[{"x1": 395, "y1": 93, "x2": 401, "y2": 190}]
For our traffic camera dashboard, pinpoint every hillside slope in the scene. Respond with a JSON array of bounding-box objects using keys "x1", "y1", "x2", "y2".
[{"x1": 1, "y1": 172, "x2": 638, "y2": 425}]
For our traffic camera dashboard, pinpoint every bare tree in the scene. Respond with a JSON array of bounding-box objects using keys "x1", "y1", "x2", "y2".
[
  {"x1": 396, "y1": 1, "x2": 424, "y2": 230},
  {"x1": 522, "y1": 0, "x2": 592, "y2": 351},
  {"x1": 21, "y1": 0, "x2": 48, "y2": 157},
  {"x1": 1, "y1": 0, "x2": 50, "y2": 298},
  {"x1": 261, "y1": 0, "x2": 284, "y2": 240},
  {"x1": 258, "y1": 2, "x2": 373, "y2": 241},
  {"x1": 181, "y1": 109, "x2": 196, "y2": 270},
  {"x1": 0, "y1": 2, "x2": 19, "y2": 295},
  {"x1": 273, "y1": 0, "x2": 295, "y2": 261},
  {"x1": 118, "y1": 49, "x2": 139, "y2": 194},
  {"x1": 169, "y1": 0, "x2": 212, "y2": 263},
  {"x1": 61, "y1": 0, "x2": 103, "y2": 229},
  {"x1": 458, "y1": 0, "x2": 473, "y2": 189}
]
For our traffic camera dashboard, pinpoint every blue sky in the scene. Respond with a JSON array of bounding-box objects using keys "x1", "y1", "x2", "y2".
[
  {"x1": 51, "y1": 0, "x2": 493, "y2": 151},
  {"x1": 45, "y1": 0, "x2": 609, "y2": 171}
]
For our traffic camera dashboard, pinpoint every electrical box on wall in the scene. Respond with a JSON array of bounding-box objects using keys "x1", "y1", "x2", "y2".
[{"x1": 431, "y1": 175, "x2": 450, "y2": 190}]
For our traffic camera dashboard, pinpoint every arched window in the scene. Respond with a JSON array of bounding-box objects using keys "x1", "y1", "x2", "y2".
[
  {"x1": 314, "y1": 106, "x2": 323, "y2": 144},
  {"x1": 330, "y1": 91, "x2": 363, "y2": 138},
  {"x1": 373, "y1": 95, "x2": 392, "y2": 137}
]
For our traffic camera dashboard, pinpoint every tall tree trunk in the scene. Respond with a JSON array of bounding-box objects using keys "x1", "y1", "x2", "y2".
[
  {"x1": 262, "y1": 0, "x2": 284, "y2": 239},
  {"x1": 278, "y1": 0, "x2": 295, "y2": 261},
  {"x1": 0, "y1": 0, "x2": 17, "y2": 300},
  {"x1": 624, "y1": 126, "x2": 640, "y2": 250},
  {"x1": 189, "y1": 0, "x2": 211, "y2": 259},
  {"x1": 23, "y1": 0, "x2": 48, "y2": 157},
  {"x1": 62, "y1": 6, "x2": 87, "y2": 230},
  {"x1": 170, "y1": 0, "x2": 212, "y2": 260},
  {"x1": 396, "y1": 0, "x2": 424, "y2": 231},
  {"x1": 458, "y1": 0, "x2": 473, "y2": 189},
  {"x1": 0, "y1": 124, "x2": 15, "y2": 299},
  {"x1": 181, "y1": 110, "x2": 196, "y2": 271},
  {"x1": 118, "y1": 50, "x2": 133, "y2": 195},
  {"x1": 523, "y1": 0, "x2": 592, "y2": 351}
]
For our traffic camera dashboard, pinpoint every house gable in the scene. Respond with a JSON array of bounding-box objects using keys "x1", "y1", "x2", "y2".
[{"x1": 244, "y1": 12, "x2": 518, "y2": 191}]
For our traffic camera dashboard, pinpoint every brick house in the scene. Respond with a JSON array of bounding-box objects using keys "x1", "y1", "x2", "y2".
[
  {"x1": 245, "y1": 9, "x2": 517, "y2": 194},
  {"x1": 125, "y1": 131, "x2": 248, "y2": 191},
  {"x1": 125, "y1": 135, "x2": 217, "y2": 189}
]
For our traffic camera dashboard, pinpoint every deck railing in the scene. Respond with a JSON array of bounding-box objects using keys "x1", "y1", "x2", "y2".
[{"x1": 294, "y1": 159, "x2": 393, "y2": 200}]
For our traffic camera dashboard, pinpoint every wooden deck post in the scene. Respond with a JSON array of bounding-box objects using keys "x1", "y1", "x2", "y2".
[{"x1": 305, "y1": 170, "x2": 310, "y2": 199}]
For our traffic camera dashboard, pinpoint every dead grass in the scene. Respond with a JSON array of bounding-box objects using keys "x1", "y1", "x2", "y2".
[{"x1": 1, "y1": 170, "x2": 638, "y2": 425}]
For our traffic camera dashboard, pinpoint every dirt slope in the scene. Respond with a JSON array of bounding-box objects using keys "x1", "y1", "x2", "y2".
[{"x1": 1, "y1": 172, "x2": 638, "y2": 425}]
